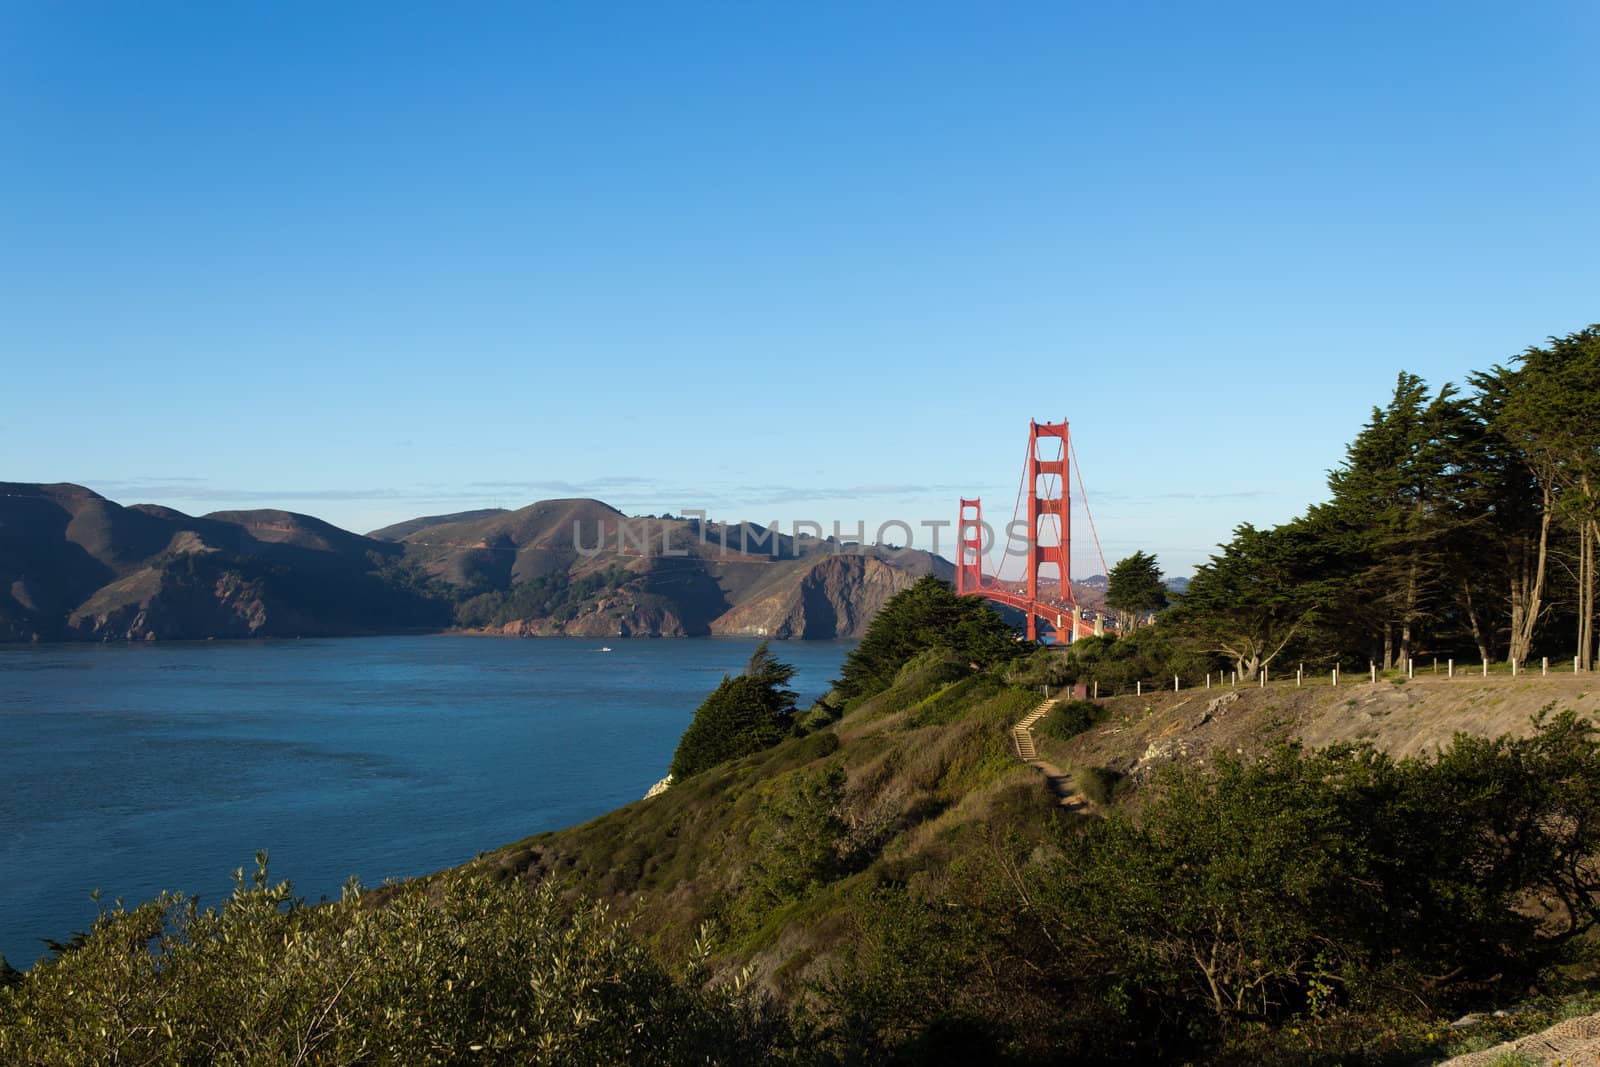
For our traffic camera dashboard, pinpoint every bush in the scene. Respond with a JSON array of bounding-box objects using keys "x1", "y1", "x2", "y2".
[
  {"x1": 1029, "y1": 710, "x2": 1600, "y2": 1052},
  {"x1": 1038, "y1": 699, "x2": 1106, "y2": 741},
  {"x1": 1005, "y1": 646, "x2": 1074, "y2": 689},
  {"x1": 1059, "y1": 626, "x2": 1215, "y2": 694},
  {"x1": 0, "y1": 857, "x2": 795, "y2": 1065}
]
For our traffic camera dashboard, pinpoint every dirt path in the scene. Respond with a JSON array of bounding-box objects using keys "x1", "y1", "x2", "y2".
[{"x1": 1030, "y1": 759, "x2": 1090, "y2": 812}]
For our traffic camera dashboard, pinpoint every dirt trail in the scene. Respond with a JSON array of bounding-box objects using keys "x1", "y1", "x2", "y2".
[{"x1": 1030, "y1": 758, "x2": 1090, "y2": 812}]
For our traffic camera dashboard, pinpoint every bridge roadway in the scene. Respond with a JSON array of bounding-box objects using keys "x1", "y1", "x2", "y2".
[{"x1": 964, "y1": 576, "x2": 1106, "y2": 643}]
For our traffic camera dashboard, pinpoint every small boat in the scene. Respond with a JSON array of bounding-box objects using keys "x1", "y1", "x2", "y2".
[{"x1": 599, "y1": 646, "x2": 613, "y2": 652}]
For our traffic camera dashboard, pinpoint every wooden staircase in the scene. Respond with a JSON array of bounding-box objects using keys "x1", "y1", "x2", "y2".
[{"x1": 1012, "y1": 698, "x2": 1054, "y2": 761}]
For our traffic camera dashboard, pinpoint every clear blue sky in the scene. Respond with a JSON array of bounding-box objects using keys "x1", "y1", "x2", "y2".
[{"x1": 3, "y1": 2, "x2": 1595, "y2": 575}]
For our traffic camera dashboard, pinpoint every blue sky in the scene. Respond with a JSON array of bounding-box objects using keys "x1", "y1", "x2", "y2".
[{"x1": 3, "y1": 2, "x2": 1596, "y2": 575}]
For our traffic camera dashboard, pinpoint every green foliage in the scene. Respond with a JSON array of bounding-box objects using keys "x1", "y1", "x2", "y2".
[
  {"x1": 812, "y1": 884, "x2": 1023, "y2": 1064},
  {"x1": 836, "y1": 577, "x2": 1022, "y2": 701},
  {"x1": 1053, "y1": 627, "x2": 1214, "y2": 694},
  {"x1": 735, "y1": 766, "x2": 852, "y2": 932},
  {"x1": 1105, "y1": 550, "x2": 1168, "y2": 630},
  {"x1": 911, "y1": 673, "x2": 1006, "y2": 727},
  {"x1": 1037, "y1": 699, "x2": 1106, "y2": 741},
  {"x1": 1168, "y1": 518, "x2": 1332, "y2": 679},
  {"x1": 1004, "y1": 646, "x2": 1073, "y2": 689},
  {"x1": 1157, "y1": 325, "x2": 1600, "y2": 672},
  {"x1": 1030, "y1": 710, "x2": 1600, "y2": 1052},
  {"x1": 0, "y1": 856, "x2": 795, "y2": 1066},
  {"x1": 670, "y1": 642, "x2": 799, "y2": 779},
  {"x1": 455, "y1": 565, "x2": 631, "y2": 628}
]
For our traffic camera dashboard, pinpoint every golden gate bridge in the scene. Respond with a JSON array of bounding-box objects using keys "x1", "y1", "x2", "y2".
[{"x1": 955, "y1": 418, "x2": 1113, "y2": 644}]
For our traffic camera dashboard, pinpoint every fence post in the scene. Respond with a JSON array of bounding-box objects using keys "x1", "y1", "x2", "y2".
[
  {"x1": 1174, "y1": 675, "x2": 1179, "y2": 692},
  {"x1": 1371, "y1": 663, "x2": 1377, "y2": 685},
  {"x1": 1483, "y1": 660, "x2": 1489, "y2": 678},
  {"x1": 1260, "y1": 668, "x2": 1266, "y2": 688},
  {"x1": 1206, "y1": 673, "x2": 1211, "y2": 689},
  {"x1": 1408, "y1": 658, "x2": 1414, "y2": 679},
  {"x1": 1543, "y1": 656, "x2": 1549, "y2": 676},
  {"x1": 1332, "y1": 668, "x2": 1338, "y2": 687},
  {"x1": 1136, "y1": 680, "x2": 1141, "y2": 697},
  {"x1": 1093, "y1": 680, "x2": 1098, "y2": 700},
  {"x1": 1296, "y1": 667, "x2": 1302, "y2": 688},
  {"x1": 1512, "y1": 659, "x2": 1518, "y2": 677},
  {"x1": 1448, "y1": 658, "x2": 1453, "y2": 678}
]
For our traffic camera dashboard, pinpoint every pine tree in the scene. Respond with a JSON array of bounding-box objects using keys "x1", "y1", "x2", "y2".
[
  {"x1": 1105, "y1": 551, "x2": 1168, "y2": 632},
  {"x1": 669, "y1": 642, "x2": 798, "y2": 779}
]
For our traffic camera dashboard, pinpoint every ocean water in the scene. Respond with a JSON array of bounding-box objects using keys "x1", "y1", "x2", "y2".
[{"x1": 0, "y1": 635, "x2": 855, "y2": 968}]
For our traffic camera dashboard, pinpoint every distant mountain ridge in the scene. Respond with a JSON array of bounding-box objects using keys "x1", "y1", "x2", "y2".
[{"x1": 0, "y1": 483, "x2": 951, "y2": 643}]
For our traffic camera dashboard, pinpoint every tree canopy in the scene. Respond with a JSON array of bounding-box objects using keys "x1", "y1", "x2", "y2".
[
  {"x1": 1105, "y1": 550, "x2": 1168, "y2": 631},
  {"x1": 1151, "y1": 325, "x2": 1600, "y2": 675},
  {"x1": 834, "y1": 576, "x2": 1022, "y2": 700},
  {"x1": 669, "y1": 642, "x2": 798, "y2": 779}
]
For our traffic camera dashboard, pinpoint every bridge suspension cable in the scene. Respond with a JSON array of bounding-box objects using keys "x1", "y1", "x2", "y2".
[{"x1": 1070, "y1": 438, "x2": 1110, "y2": 582}]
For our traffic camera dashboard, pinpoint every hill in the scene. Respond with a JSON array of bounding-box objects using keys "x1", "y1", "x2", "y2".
[
  {"x1": 365, "y1": 508, "x2": 510, "y2": 541},
  {"x1": 0, "y1": 482, "x2": 445, "y2": 641},
  {"x1": 390, "y1": 502, "x2": 953, "y2": 639},
  {"x1": 0, "y1": 484, "x2": 953, "y2": 642},
  {"x1": 8, "y1": 576, "x2": 1600, "y2": 1064},
  {"x1": 476, "y1": 665, "x2": 1600, "y2": 966}
]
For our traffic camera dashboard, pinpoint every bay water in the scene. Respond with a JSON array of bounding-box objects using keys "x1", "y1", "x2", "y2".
[{"x1": 0, "y1": 635, "x2": 854, "y2": 968}]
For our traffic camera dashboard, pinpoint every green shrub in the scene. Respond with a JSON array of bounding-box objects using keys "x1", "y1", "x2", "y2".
[
  {"x1": 0, "y1": 856, "x2": 795, "y2": 1065},
  {"x1": 1039, "y1": 699, "x2": 1106, "y2": 740},
  {"x1": 1030, "y1": 710, "x2": 1600, "y2": 1051}
]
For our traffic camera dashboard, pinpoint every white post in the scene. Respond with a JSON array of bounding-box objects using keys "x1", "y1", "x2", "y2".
[
  {"x1": 1296, "y1": 667, "x2": 1302, "y2": 688},
  {"x1": 1483, "y1": 660, "x2": 1489, "y2": 678},
  {"x1": 1543, "y1": 657, "x2": 1549, "y2": 676},
  {"x1": 1232, "y1": 670, "x2": 1238, "y2": 685},
  {"x1": 1512, "y1": 659, "x2": 1518, "y2": 677},
  {"x1": 1448, "y1": 658, "x2": 1453, "y2": 678},
  {"x1": 1260, "y1": 669, "x2": 1266, "y2": 688},
  {"x1": 1408, "y1": 658, "x2": 1414, "y2": 679},
  {"x1": 1173, "y1": 675, "x2": 1179, "y2": 692},
  {"x1": 1093, "y1": 680, "x2": 1098, "y2": 699},
  {"x1": 1206, "y1": 673, "x2": 1211, "y2": 689},
  {"x1": 1332, "y1": 668, "x2": 1338, "y2": 687},
  {"x1": 1371, "y1": 663, "x2": 1377, "y2": 685},
  {"x1": 1136, "y1": 680, "x2": 1141, "y2": 697}
]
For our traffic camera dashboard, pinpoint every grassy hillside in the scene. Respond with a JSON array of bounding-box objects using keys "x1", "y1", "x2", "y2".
[{"x1": 11, "y1": 580, "x2": 1600, "y2": 1064}]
